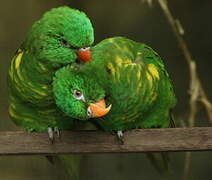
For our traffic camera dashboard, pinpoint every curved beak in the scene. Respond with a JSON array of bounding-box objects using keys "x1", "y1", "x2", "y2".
[
  {"x1": 77, "y1": 47, "x2": 92, "y2": 62},
  {"x1": 87, "y1": 99, "x2": 112, "y2": 118}
]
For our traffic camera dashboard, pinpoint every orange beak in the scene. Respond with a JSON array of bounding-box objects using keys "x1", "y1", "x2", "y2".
[
  {"x1": 77, "y1": 47, "x2": 92, "y2": 62},
  {"x1": 87, "y1": 99, "x2": 112, "y2": 118}
]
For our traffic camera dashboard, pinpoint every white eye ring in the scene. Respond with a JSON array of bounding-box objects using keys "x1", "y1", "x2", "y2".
[
  {"x1": 79, "y1": 47, "x2": 90, "y2": 51},
  {"x1": 73, "y1": 90, "x2": 85, "y2": 101}
]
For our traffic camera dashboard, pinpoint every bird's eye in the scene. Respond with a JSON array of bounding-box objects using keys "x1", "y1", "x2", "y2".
[
  {"x1": 73, "y1": 89, "x2": 85, "y2": 101},
  {"x1": 60, "y1": 39, "x2": 77, "y2": 49},
  {"x1": 60, "y1": 39, "x2": 70, "y2": 48},
  {"x1": 79, "y1": 47, "x2": 90, "y2": 51}
]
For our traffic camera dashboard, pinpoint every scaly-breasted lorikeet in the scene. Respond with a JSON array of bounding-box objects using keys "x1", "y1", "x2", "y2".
[
  {"x1": 8, "y1": 6, "x2": 93, "y2": 133},
  {"x1": 54, "y1": 36, "x2": 177, "y2": 175},
  {"x1": 54, "y1": 36, "x2": 176, "y2": 130},
  {"x1": 7, "y1": 6, "x2": 94, "y2": 179}
]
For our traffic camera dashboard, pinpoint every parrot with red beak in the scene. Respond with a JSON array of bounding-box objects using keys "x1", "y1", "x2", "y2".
[
  {"x1": 8, "y1": 6, "x2": 94, "y2": 134},
  {"x1": 7, "y1": 6, "x2": 94, "y2": 179}
]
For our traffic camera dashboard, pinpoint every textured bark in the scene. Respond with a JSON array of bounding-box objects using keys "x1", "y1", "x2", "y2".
[{"x1": 0, "y1": 127, "x2": 212, "y2": 155}]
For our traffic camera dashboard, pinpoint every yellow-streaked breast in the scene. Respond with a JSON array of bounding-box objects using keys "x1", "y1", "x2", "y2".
[
  {"x1": 15, "y1": 50, "x2": 24, "y2": 69},
  {"x1": 148, "y1": 64, "x2": 160, "y2": 80}
]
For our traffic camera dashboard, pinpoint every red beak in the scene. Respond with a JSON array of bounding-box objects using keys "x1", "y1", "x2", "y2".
[{"x1": 77, "y1": 47, "x2": 92, "y2": 62}]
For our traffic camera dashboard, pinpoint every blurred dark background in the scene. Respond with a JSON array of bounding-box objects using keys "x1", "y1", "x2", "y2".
[{"x1": 0, "y1": 0, "x2": 211, "y2": 179}]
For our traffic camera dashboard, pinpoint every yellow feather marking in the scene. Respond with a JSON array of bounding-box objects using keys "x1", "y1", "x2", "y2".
[
  {"x1": 131, "y1": 63, "x2": 137, "y2": 66},
  {"x1": 146, "y1": 72, "x2": 152, "y2": 81},
  {"x1": 10, "y1": 103, "x2": 16, "y2": 109},
  {"x1": 151, "y1": 91, "x2": 158, "y2": 101},
  {"x1": 138, "y1": 82, "x2": 142, "y2": 88},
  {"x1": 30, "y1": 87, "x2": 47, "y2": 96},
  {"x1": 115, "y1": 56, "x2": 123, "y2": 66},
  {"x1": 26, "y1": 82, "x2": 47, "y2": 96},
  {"x1": 107, "y1": 63, "x2": 115, "y2": 75},
  {"x1": 13, "y1": 50, "x2": 25, "y2": 82},
  {"x1": 38, "y1": 62, "x2": 48, "y2": 72},
  {"x1": 8, "y1": 56, "x2": 17, "y2": 79},
  {"x1": 42, "y1": 85, "x2": 48, "y2": 89},
  {"x1": 41, "y1": 109, "x2": 57, "y2": 114},
  {"x1": 115, "y1": 56, "x2": 132, "y2": 66},
  {"x1": 148, "y1": 64, "x2": 160, "y2": 79},
  {"x1": 9, "y1": 106, "x2": 19, "y2": 119},
  {"x1": 136, "y1": 71, "x2": 141, "y2": 79},
  {"x1": 108, "y1": 38, "x2": 114, "y2": 43},
  {"x1": 15, "y1": 50, "x2": 24, "y2": 69}
]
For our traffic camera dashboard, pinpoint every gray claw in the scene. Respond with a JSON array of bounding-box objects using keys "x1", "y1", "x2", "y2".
[
  {"x1": 48, "y1": 127, "x2": 54, "y2": 143},
  {"x1": 54, "y1": 127, "x2": 60, "y2": 138},
  {"x1": 117, "y1": 131, "x2": 124, "y2": 145},
  {"x1": 117, "y1": 131, "x2": 123, "y2": 138}
]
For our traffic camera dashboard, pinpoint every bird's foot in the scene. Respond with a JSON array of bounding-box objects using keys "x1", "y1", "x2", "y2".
[
  {"x1": 48, "y1": 127, "x2": 54, "y2": 143},
  {"x1": 54, "y1": 127, "x2": 60, "y2": 138},
  {"x1": 48, "y1": 127, "x2": 60, "y2": 143},
  {"x1": 117, "y1": 131, "x2": 124, "y2": 145}
]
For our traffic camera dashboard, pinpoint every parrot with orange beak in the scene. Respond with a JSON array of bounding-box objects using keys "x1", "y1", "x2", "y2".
[
  {"x1": 57, "y1": 36, "x2": 176, "y2": 138},
  {"x1": 75, "y1": 36, "x2": 176, "y2": 136},
  {"x1": 64, "y1": 36, "x2": 177, "y2": 175},
  {"x1": 53, "y1": 65, "x2": 112, "y2": 121}
]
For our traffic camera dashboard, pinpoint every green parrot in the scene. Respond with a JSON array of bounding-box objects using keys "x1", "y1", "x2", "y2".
[
  {"x1": 53, "y1": 36, "x2": 177, "y2": 175},
  {"x1": 54, "y1": 36, "x2": 176, "y2": 131},
  {"x1": 7, "y1": 6, "x2": 94, "y2": 179},
  {"x1": 8, "y1": 6, "x2": 93, "y2": 134}
]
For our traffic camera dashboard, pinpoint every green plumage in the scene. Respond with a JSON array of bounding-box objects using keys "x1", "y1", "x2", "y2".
[
  {"x1": 91, "y1": 37, "x2": 176, "y2": 130},
  {"x1": 53, "y1": 36, "x2": 177, "y2": 176},
  {"x1": 8, "y1": 6, "x2": 94, "y2": 131},
  {"x1": 8, "y1": 6, "x2": 176, "y2": 177},
  {"x1": 7, "y1": 6, "x2": 94, "y2": 179},
  {"x1": 54, "y1": 37, "x2": 176, "y2": 130}
]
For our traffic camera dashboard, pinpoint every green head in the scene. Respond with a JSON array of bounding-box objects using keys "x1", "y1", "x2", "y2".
[
  {"x1": 53, "y1": 66, "x2": 111, "y2": 120},
  {"x1": 24, "y1": 6, "x2": 94, "y2": 64}
]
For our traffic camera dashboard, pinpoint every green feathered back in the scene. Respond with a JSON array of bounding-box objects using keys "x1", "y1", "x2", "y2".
[
  {"x1": 51, "y1": 36, "x2": 177, "y2": 176},
  {"x1": 86, "y1": 36, "x2": 176, "y2": 176},
  {"x1": 7, "y1": 6, "x2": 94, "y2": 131},
  {"x1": 86, "y1": 37, "x2": 177, "y2": 131}
]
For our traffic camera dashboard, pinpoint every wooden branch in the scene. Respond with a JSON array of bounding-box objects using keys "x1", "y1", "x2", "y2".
[{"x1": 0, "y1": 127, "x2": 212, "y2": 155}]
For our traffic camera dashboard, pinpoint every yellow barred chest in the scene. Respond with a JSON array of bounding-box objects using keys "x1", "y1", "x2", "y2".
[
  {"x1": 106, "y1": 58, "x2": 161, "y2": 122},
  {"x1": 8, "y1": 49, "x2": 53, "y2": 105}
]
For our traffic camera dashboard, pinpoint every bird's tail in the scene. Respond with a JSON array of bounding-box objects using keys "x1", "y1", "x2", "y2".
[
  {"x1": 146, "y1": 152, "x2": 173, "y2": 177},
  {"x1": 47, "y1": 155, "x2": 81, "y2": 180},
  {"x1": 58, "y1": 155, "x2": 81, "y2": 180},
  {"x1": 47, "y1": 122, "x2": 98, "y2": 179}
]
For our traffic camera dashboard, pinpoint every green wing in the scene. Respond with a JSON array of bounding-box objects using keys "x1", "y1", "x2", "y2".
[
  {"x1": 7, "y1": 49, "x2": 75, "y2": 131},
  {"x1": 90, "y1": 37, "x2": 177, "y2": 130}
]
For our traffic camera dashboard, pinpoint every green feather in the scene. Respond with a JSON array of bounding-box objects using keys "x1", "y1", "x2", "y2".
[
  {"x1": 8, "y1": 6, "x2": 94, "y2": 130},
  {"x1": 88, "y1": 37, "x2": 177, "y2": 130},
  {"x1": 52, "y1": 36, "x2": 177, "y2": 176},
  {"x1": 7, "y1": 6, "x2": 94, "y2": 180},
  {"x1": 53, "y1": 36, "x2": 176, "y2": 130}
]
